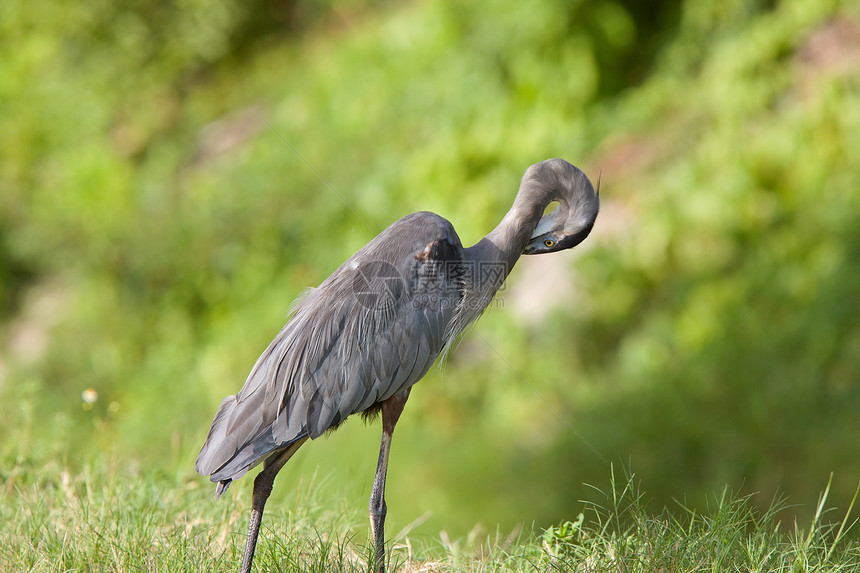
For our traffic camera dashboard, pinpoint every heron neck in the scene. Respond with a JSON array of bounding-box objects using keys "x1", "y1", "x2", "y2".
[{"x1": 463, "y1": 188, "x2": 548, "y2": 290}]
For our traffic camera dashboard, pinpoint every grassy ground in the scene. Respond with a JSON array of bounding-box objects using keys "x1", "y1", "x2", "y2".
[{"x1": 3, "y1": 457, "x2": 858, "y2": 572}]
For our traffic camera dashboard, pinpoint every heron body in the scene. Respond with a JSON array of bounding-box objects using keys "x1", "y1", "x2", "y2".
[{"x1": 196, "y1": 158, "x2": 600, "y2": 573}]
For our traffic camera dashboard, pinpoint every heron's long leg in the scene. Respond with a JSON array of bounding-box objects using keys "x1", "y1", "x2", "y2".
[
  {"x1": 369, "y1": 389, "x2": 411, "y2": 573},
  {"x1": 240, "y1": 437, "x2": 307, "y2": 573}
]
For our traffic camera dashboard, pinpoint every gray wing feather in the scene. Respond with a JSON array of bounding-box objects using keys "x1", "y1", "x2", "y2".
[{"x1": 196, "y1": 212, "x2": 464, "y2": 484}]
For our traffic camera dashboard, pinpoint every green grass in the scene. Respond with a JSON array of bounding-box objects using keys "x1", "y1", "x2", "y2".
[{"x1": 3, "y1": 458, "x2": 858, "y2": 572}]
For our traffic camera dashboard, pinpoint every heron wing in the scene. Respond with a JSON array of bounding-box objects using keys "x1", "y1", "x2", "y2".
[{"x1": 196, "y1": 212, "x2": 464, "y2": 483}]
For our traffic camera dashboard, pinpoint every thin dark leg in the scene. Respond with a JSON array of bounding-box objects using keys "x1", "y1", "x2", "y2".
[
  {"x1": 239, "y1": 438, "x2": 307, "y2": 573},
  {"x1": 369, "y1": 434, "x2": 391, "y2": 572},
  {"x1": 369, "y1": 389, "x2": 410, "y2": 573}
]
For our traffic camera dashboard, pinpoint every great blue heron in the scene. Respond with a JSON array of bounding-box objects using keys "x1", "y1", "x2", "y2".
[{"x1": 196, "y1": 158, "x2": 599, "y2": 573}]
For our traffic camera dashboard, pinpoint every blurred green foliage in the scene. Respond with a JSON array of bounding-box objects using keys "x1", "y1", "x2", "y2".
[{"x1": 1, "y1": 0, "x2": 859, "y2": 540}]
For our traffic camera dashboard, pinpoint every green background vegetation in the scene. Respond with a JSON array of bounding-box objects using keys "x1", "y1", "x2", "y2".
[{"x1": 2, "y1": 0, "x2": 859, "y2": 565}]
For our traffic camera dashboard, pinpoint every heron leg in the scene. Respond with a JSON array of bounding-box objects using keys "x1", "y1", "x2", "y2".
[
  {"x1": 239, "y1": 437, "x2": 307, "y2": 573},
  {"x1": 369, "y1": 388, "x2": 411, "y2": 573}
]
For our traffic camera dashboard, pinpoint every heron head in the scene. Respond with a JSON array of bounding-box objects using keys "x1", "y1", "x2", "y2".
[{"x1": 522, "y1": 159, "x2": 599, "y2": 255}]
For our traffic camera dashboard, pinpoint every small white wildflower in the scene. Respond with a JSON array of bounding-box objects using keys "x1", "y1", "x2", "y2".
[{"x1": 81, "y1": 388, "x2": 98, "y2": 409}]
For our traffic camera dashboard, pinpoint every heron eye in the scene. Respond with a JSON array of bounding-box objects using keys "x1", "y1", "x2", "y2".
[{"x1": 544, "y1": 239, "x2": 555, "y2": 247}]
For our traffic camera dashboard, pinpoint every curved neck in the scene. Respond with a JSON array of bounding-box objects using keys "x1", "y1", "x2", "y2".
[{"x1": 463, "y1": 183, "x2": 552, "y2": 286}]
